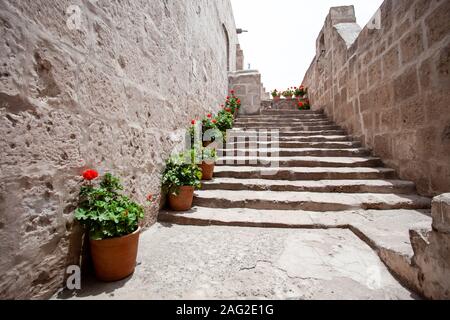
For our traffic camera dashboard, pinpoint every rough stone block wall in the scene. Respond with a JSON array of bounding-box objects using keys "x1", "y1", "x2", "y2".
[
  {"x1": 302, "y1": 0, "x2": 450, "y2": 197},
  {"x1": 0, "y1": 0, "x2": 238, "y2": 299}
]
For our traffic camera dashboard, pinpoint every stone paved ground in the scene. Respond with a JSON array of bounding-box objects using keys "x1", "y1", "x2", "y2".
[{"x1": 56, "y1": 224, "x2": 417, "y2": 300}]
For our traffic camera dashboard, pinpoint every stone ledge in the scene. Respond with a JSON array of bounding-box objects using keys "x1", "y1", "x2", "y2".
[{"x1": 410, "y1": 193, "x2": 450, "y2": 299}]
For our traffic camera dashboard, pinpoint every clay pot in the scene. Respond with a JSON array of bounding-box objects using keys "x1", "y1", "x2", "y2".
[
  {"x1": 200, "y1": 161, "x2": 215, "y2": 180},
  {"x1": 285, "y1": 96, "x2": 292, "y2": 100},
  {"x1": 273, "y1": 96, "x2": 280, "y2": 102},
  {"x1": 168, "y1": 186, "x2": 195, "y2": 211},
  {"x1": 90, "y1": 227, "x2": 140, "y2": 282}
]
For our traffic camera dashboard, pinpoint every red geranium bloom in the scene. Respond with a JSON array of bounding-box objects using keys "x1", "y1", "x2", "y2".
[
  {"x1": 83, "y1": 169, "x2": 99, "y2": 181},
  {"x1": 225, "y1": 107, "x2": 232, "y2": 112},
  {"x1": 191, "y1": 119, "x2": 196, "y2": 125},
  {"x1": 147, "y1": 194, "x2": 155, "y2": 202},
  {"x1": 226, "y1": 96, "x2": 230, "y2": 99},
  {"x1": 237, "y1": 99, "x2": 241, "y2": 104},
  {"x1": 212, "y1": 119, "x2": 217, "y2": 124},
  {"x1": 231, "y1": 90, "x2": 235, "y2": 94},
  {"x1": 298, "y1": 102, "x2": 304, "y2": 107},
  {"x1": 207, "y1": 113, "x2": 212, "y2": 118}
]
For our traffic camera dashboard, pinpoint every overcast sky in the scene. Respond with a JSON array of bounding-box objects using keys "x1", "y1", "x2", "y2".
[{"x1": 230, "y1": 0, "x2": 384, "y2": 91}]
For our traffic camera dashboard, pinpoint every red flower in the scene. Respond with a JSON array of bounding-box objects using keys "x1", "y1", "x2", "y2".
[
  {"x1": 207, "y1": 113, "x2": 212, "y2": 118},
  {"x1": 191, "y1": 119, "x2": 196, "y2": 125},
  {"x1": 225, "y1": 107, "x2": 232, "y2": 112},
  {"x1": 237, "y1": 99, "x2": 241, "y2": 104},
  {"x1": 231, "y1": 90, "x2": 235, "y2": 94},
  {"x1": 147, "y1": 194, "x2": 155, "y2": 202},
  {"x1": 226, "y1": 96, "x2": 230, "y2": 99},
  {"x1": 221, "y1": 104, "x2": 225, "y2": 108},
  {"x1": 298, "y1": 102, "x2": 304, "y2": 107},
  {"x1": 212, "y1": 119, "x2": 217, "y2": 124},
  {"x1": 83, "y1": 169, "x2": 98, "y2": 181}
]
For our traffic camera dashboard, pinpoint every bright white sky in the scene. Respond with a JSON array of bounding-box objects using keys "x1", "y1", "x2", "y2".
[{"x1": 230, "y1": 0, "x2": 384, "y2": 91}]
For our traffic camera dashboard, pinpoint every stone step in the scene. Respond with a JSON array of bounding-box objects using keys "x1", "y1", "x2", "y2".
[
  {"x1": 216, "y1": 156, "x2": 382, "y2": 168},
  {"x1": 238, "y1": 115, "x2": 327, "y2": 120},
  {"x1": 235, "y1": 116, "x2": 330, "y2": 121},
  {"x1": 223, "y1": 141, "x2": 362, "y2": 149},
  {"x1": 214, "y1": 166, "x2": 397, "y2": 180},
  {"x1": 233, "y1": 124, "x2": 342, "y2": 131},
  {"x1": 158, "y1": 207, "x2": 432, "y2": 297},
  {"x1": 202, "y1": 178, "x2": 417, "y2": 194},
  {"x1": 261, "y1": 109, "x2": 323, "y2": 114},
  {"x1": 230, "y1": 129, "x2": 346, "y2": 136},
  {"x1": 227, "y1": 135, "x2": 354, "y2": 143},
  {"x1": 227, "y1": 133, "x2": 352, "y2": 143},
  {"x1": 158, "y1": 207, "x2": 431, "y2": 259},
  {"x1": 234, "y1": 119, "x2": 333, "y2": 125},
  {"x1": 261, "y1": 110, "x2": 323, "y2": 115},
  {"x1": 218, "y1": 148, "x2": 370, "y2": 157},
  {"x1": 193, "y1": 190, "x2": 431, "y2": 211}
]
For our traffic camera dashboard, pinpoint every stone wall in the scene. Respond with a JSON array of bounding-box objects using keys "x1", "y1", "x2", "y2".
[
  {"x1": 302, "y1": 1, "x2": 450, "y2": 197},
  {"x1": 0, "y1": 0, "x2": 238, "y2": 299}
]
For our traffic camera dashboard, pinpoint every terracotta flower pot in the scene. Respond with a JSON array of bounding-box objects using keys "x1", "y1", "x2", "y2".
[
  {"x1": 273, "y1": 96, "x2": 280, "y2": 102},
  {"x1": 168, "y1": 186, "x2": 195, "y2": 211},
  {"x1": 200, "y1": 161, "x2": 215, "y2": 180},
  {"x1": 285, "y1": 96, "x2": 292, "y2": 100},
  {"x1": 90, "y1": 227, "x2": 140, "y2": 282}
]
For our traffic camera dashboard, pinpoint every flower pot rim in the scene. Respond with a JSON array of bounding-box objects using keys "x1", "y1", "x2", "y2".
[
  {"x1": 90, "y1": 226, "x2": 141, "y2": 243},
  {"x1": 201, "y1": 160, "x2": 216, "y2": 165},
  {"x1": 177, "y1": 185, "x2": 196, "y2": 189}
]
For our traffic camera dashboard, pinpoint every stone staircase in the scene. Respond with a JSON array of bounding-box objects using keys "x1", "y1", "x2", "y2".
[{"x1": 160, "y1": 107, "x2": 433, "y2": 295}]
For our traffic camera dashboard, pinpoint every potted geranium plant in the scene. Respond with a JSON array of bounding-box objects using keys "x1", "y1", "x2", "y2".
[
  {"x1": 294, "y1": 85, "x2": 307, "y2": 98},
  {"x1": 162, "y1": 150, "x2": 202, "y2": 211},
  {"x1": 271, "y1": 89, "x2": 281, "y2": 102},
  {"x1": 298, "y1": 99, "x2": 311, "y2": 110},
  {"x1": 225, "y1": 91, "x2": 241, "y2": 116},
  {"x1": 282, "y1": 89, "x2": 294, "y2": 100},
  {"x1": 75, "y1": 171, "x2": 144, "y2": 282},
  {"x1": 215, "y1": 107, "x2": 234, "y2": 142},
  {"x1": 202, "y1": 113, "x2": 219, "y2": 147},
  {"x1": 200, "y1": 146, "x2": 217, "y2": 180}
]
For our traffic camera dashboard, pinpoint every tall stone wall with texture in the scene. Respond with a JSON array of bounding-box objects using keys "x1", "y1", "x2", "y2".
[
  {"x1": 0, "y1": 0, "x2": 238, "y2": 299},
  {"x1": 302, "y1": 0, "x2": 450, "y2": 197}
]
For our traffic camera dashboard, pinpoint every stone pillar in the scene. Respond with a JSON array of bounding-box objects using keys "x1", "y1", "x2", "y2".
[
  {"x1": 228, "y1": 70, "x2": 262, "y2": 115},
  {"x1": 410, "y1": 193, "x2": 450, "y2": 299},
  {"x1": 236, "y1": 44, "x2": 244, "y2": 71}
]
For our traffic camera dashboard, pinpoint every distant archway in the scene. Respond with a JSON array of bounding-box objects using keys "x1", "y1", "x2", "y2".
[{"x1": 222, "y1": 24, "x2": 230, "y2": 71}]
